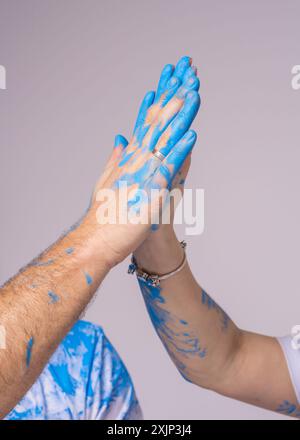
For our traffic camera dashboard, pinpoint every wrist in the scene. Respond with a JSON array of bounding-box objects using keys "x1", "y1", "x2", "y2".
[
  {"x1": 134, "y1": 227, "x2": 184, "y2": 275},
  {"x1": 67, "y1": 212, "x2": 114, "y2": 273}
]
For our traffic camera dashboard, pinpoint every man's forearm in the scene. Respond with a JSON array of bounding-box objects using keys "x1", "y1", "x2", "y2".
[{"x1": 0, "y1": 211, "x2": 111, "y2": 418}]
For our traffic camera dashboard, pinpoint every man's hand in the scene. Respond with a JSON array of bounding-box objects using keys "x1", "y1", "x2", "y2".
[{"x1": 86, "y1": 56, "x2": 200, "y2": 268}]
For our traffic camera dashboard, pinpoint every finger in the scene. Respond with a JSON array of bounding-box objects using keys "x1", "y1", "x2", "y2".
[
  {"x1": 133, "y1": 90, "x2": 155, "y2": 138},
  {"x1": 183, "y1": 65, "x2": 198, "y2": 83},
  {"x1": 155, "y1": 90, "x2": 200, "y2": 157},
  {"x1": 132, "y1": 62, "x2": 197, "y2": 148},
  {"x1": 154, "y1": 64, "x2": 174, "y2": 103},
  {"x1": 153, "y1": 130, "x2": 197, "y2": 188},
  {"x1": 114, "y1": 134, "x2": 133, "y2": 167},
  {"x1": 93, "y1": 134, "x2": 129, "y2": 194},
  {"x1": 114, "y1": 134, "x2": 129, "y2": 149},
  {"x1": 132, "y1": 60, "x2": 196, "y2": 148},
  {"x1": 172, "y1": 155, "x2": 191, "y2": 190},
  {"x1": 175, "y1": 74, "x2": 200, "y2": 99},
  {"x1": 157, "y1": 75, "x2": 200, "y2": 128},
  {"x1": 132, "y1": 78, "x2": 181, "y2": 150},
  {"x1": 158, "y1": 75, "x2": 181, "y2": 108},
  {"x1": 153, "y1": 57, "x2": 192, "y2": 109},
  {"x1": 144, "y1": 76, "x2": 199, "y2": 153},
  {"x1": 173, "y1": 56, "x2": 192, "y2": 82}
]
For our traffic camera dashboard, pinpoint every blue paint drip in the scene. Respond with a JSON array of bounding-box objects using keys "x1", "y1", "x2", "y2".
[
  {"x1": 48, "y1": 291, "x2": 59, "y2": 304},
  {"x1": 26, "y1": 337, "x2": 34, "y2": 367},
  {"x1": 65, "y1": 247, "x2": 74, "y2": 255}
]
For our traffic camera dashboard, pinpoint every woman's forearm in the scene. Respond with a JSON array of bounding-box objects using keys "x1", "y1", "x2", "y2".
[
  {"x1": 134, "y1": 228, "x2": 300, "y2": 417},
  {"x1": 134, "y1": 227, "x2": 242, "y2": 389}
]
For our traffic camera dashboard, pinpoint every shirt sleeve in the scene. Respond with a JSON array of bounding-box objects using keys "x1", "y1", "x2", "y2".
[
  {"x1": 6, "y1": 320, "x2": 143, "y2": 420},
  {"x1": 278, "y1": 335, "x2": 300, "y2": 405},
  {"x1": 83, "y1": 325, "x2": 143, "y2": 420}
]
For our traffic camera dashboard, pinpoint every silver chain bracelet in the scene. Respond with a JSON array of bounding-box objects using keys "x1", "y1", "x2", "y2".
[{"x1": 128, "y1": 241, "x2": 187, "y2": 287}]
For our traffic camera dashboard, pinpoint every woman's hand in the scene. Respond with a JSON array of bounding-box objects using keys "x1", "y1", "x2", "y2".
[{"x1": 85, "y1": 56, "x2": 200, "y2": 268}]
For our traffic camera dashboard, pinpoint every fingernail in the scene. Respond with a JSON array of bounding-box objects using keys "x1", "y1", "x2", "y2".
[
  {"x1": 187, "y1": 76, "x2": 197, "y2": 87},
  {"x1": 187, "y1": 131, "x2": 196, "y2": 141},
  {"x1": 163, "y1": 64, "x2": 174, "y2": 74}
]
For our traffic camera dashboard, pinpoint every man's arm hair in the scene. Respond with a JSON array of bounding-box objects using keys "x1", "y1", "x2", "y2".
[{"x1": 0, "y1": 214, "x2": 110, "y2": 418}]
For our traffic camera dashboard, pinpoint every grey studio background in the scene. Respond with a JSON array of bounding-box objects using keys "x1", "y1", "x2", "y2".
[{"x1": 1, "y1": 0, "x2": 300, "y2": 420}]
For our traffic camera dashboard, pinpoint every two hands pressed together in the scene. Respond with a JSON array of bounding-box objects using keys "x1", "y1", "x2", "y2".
[{"x1": 0, "y1": 56, "x2": 299, "y2": 420}]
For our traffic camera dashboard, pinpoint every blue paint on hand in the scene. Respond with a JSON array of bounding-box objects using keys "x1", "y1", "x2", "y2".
[
  {"x1": 65, "y1": 247, "x2": 74, "y2": 255},
  {"x1": 133, "y1": 91, "x2": 155, "y2": 136},
  {"x1": 173, "y1": 56, "x2": 192, "y2": 81},
  {"x1": 114, "y1": 134, "x2": 129, "y2": 149},
  {"x1": 155, "y1": 64, "x2": 174, "y2": 103}
]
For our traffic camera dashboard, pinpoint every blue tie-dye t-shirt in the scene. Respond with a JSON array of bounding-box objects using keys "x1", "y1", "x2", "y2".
[{"x1": 5, "y1": 320, "x2": 143, "y2": 420}]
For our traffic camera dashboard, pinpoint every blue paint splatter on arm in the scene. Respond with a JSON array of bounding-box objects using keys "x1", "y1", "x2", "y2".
[
  {"x1": 26, "y1": 337, "x2": 34, "y2": 368},
  {"x1": 139, "y1": 278, "x2": 207, "y2": 367},
  {"x1": 48, "y1": 291, "x2": 59, "y2": 304},
  {"x1": 276, "y1": 400, "x2": 300, "y2": 417},
  {"x1": 31, "y1": 259, "x2": 54, "y2": 267},
  {"x1": 201, "y1": 289, "x2": 230, "y2": 331},
  {"x1": 65, "y1": 247, "x2": 74, "y2": 255},
  {"x1": 84, "y1": 272, "x2": 93, "y2": 286}
]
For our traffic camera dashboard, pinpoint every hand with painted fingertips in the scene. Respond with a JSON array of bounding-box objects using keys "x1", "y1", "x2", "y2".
[{"x1": 86, "y1": 56, "x2": 200, "y2": 268}]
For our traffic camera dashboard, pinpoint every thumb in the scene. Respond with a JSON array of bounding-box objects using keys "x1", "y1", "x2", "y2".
[{"x1": 114, "y1": 134, "x2": 129, "y2": 149}]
